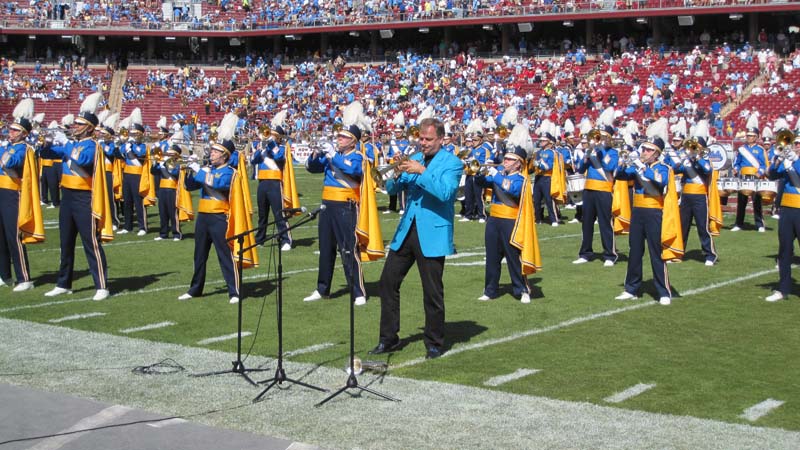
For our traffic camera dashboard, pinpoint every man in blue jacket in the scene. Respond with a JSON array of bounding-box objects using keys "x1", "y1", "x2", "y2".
[{"x1": 370, "y1": 117, "x2": 464, "y2": 359}]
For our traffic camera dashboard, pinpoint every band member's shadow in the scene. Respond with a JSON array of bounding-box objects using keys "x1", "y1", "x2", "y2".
[
  {"x1": 403, "y1": 320, "x2": 489, "y2": 352},
  {"x1": 36, "y1": 269, "x2": 90, "y2": 286},
  {"x1": 683, "y1": 249, "x2": 708, "y2": 263},
  {"x1": 108, "y1": 271, "x2": 176, "y2": 294},
  {"x1": 496, "y1": 277, "x2": 544, "y2": 298},
  {"x1": 244, "y1": 278, "x2": 277, "y2": 298},
  {"x1": 637, "y1": 279, "x2": 681, "y2": 299},
  {"x1": 288, "y1": 237, "x2": 316, "y2": 249}
]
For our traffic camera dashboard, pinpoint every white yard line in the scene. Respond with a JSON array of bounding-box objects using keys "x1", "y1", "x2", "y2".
[
  {"x1": 197, "y1": 332, "x2": 251, "y2": 345},
  {"x1": 284, "y1": 342, "x2": 335, "y2": 358},
  {"x1": 604, "y1": 383, "x2": 657, "y2": 403},
  {"x1": 450, "y1": 261, "x2": 487, "y2": 267},
  {"x1": 119, "y1": 321, "x2": 176, "y2": 334},
  {"x1": 25, "y1": 405, "x2": 132, "y2": 450},
  {"x1": 47, "y1": 312, "x2": 107, "y2": 324},
  {"x1": 484, "y1": 368, "x2": 540, "y2": 387},
  {"x1": 740, "y1": 399, "x2": 785, "y2": 422},
  {"x1": 393, "y1": 267, "x2": 778, "y2": 369},
  {"x1": 146, "y1": 418, "x2": 188, "y2": 428}
]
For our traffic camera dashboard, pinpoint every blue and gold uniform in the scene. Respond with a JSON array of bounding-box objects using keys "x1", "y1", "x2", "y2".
[
  {"x1": 733, "y1": 128, "x2": 767, "y2": 231},
  {"x1": 184, "y1": 162, "x2": 238, "y2": 299},
  {"x1": 533, "y1": 135, "x2": 559, "y2": 225},
  {"x1": 464, "y1": 139, "x2": 492, "y2": 221},
  {"x1": 616, "y1": 143, "x2": 672, "y2": 301},
  {"x1": 0, "y1": 140, "x2": 33, "y2": 286},
  {"x1": 38, "y1": 138, "x2": 62, "y2": 207},
  {"x1": 152, "y1": 152, "x2": 183, "y2": 240},
  {"x1": 476, "y1": 162, "x2": 529, "y2": 299},
  {"x1": 574, "y1": 128, "x2": 619, "y2": 264},
  {"x1": 251, "y1": 135, "x2": 290, "y2": 247},
  {"x1": 121, "y1": 137, "x2": 149, "y2": 233},
  {"x1": 386, "y1": 136, "x2": 409, "y2": 213},
  {"x1": 305, "y1": 136, "x2": 366, "y2": 302},
  {"x1": 50, "y1": 136, "x2": 109, "y2": 294},
  {"x1": 766, "y1": 141, "x2": 800, "y2": 301}
]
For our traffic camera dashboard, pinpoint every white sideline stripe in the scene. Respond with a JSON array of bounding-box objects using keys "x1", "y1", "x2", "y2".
[
  {"x1": 447, "y1": 252, "x2": 484, "y2": 260},
  {"x1": 48, "y1": 312, "x2": 107, "y2": 323},
  {"x1": 450, "y1": 261, "x2": 487, "y2": 267},
  {"x1": 604, "y1": 383, "x2": 656, "y2": 403},
  {"x1": 0, "y1": 267, "x2": 320, "y2": 314},
  {"x1": 484, "y1": 368, "x2": 540, "y2": 387},
  {"x1": 284, "y1": 342, "x2": 335, "y2": 357},
  {"x1": 146, "y1": 418, "x2": 188, "y2": 428},
  {"x1": 119, "y1": 321, "x2": 176, "y2": 334},
  {"x1": 29, "y1": 240, "x2": 163, "y2": 254},
  {"x1": 286, "y1": 443, "x2": 321, "y2": 450},
  {"x1": 393, "y1": 267, "x2": 778, "y2": 369},
  {"x1": 740, "y1": 398, "x2": 785, "y2": 422},
  {"x1": 26, "y1": 404, "x2": 132, "y2": 450},
  {"x1": 197, "y1": 332, "x2": 251, "y2": 345}
]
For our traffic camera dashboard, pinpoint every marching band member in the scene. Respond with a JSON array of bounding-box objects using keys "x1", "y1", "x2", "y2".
[
  {"x1": 532, "y1": 123, "x2": 560, "y2": 227},
  {"x1": 461, "y1": 118, "x2": 489, "y2": 223},
  {"x1": 672, "y1": 122, "x2": 719, "y2": 266},
  {"x1": 152, "y1": 132, "x2": 188, "y2": 241},
  {"x1": 0, "y1": 99, "x2": 44, "y2": 291},
  {"x1": 252, "y1": 110, "x2": 292, "y2": 251},
  {"x1": 361, "y1": 126, "x2": 380, "y2": 166},
  {"x1": 179, "y1": 112, "x2": 255, "y2": 304},
  {"x1": 767, "y1": 117, "x2": 792, "y2": 219},
  {"x1": 119, "y1": 108, "x2": 150, "y2": 236},
  {"x1": 573, "y1": 123, "x2": 620, "y2": 267},
  {"x1": 45, "y1": 93, "x2": 113, "y2": 301},
  {"x1": 385, "y1": 111, "x2": 409, "y2": 214},
  {"x1": 96, "y1": 111, "x2": 122, "y2": 230},
  {"x1": 151, "y1": 116, "x2": 170, "y2": 196},
  {"x1": 303, "y1": 102, "x2": 369, "y2": 306},
  {"x1": 614, "y1": 136, "x2": 683, "y2": 305},
  {"x1": 765, "y1": 134, "x2": 800, "y2": 302},
  {"x1": 732, "y1": 118, "x2": 767, "y2": 232},
  {"x1": 475, "y1": 124, "x2": 541, "y2": 304},
  {"x1": 371, "y1": 117, "x2": 463, "y2": 359},
  {"x1": 39, "y1": 116, "x2": 71, "y2": 208}
]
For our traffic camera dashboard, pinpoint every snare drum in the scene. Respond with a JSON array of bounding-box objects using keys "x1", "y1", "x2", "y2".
[
  {"x1": 757, "y1": 180, "x2": 778, "y2": 204},
  {"x1": 720, "y1": 177, "x2": 739, "y2": 197},
  {"x1": 739, "y1": 179, "x2": 756, "y2": 196},
  {"x1": 566, "y1": 173, "x2": 586, "y2": 205}
]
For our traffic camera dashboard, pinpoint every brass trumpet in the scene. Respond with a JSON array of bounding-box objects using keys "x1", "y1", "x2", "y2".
[
  {"x1": 163, "y1": 155, "x2": 197, "y2": 172},
  {"x1": 496, "y1": 125, "x2": 510, "y2": 139},
  {"x1": 465, "y1": 160, "x2": 501, "y2": 176},
  {"x1": 682, "y1": 138, "x2": 708, "y2": 159},
  {"x1": 408, "y1": 125, "x2": 420, "y2": 139},
  {"x1": 370, "y1": 151, "x2": 419, "y2": 186}
]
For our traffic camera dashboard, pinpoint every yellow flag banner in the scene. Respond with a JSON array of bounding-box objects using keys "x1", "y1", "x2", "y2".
[
  {"x1": 176, "y1": 169, "x2": 194, "y2": 222},
  {"x1": 708, "y1": 170, "x2": 723, "y2": 236},
  {"x1": 661, "y1": 168, "x2": 685, "y2": 261},
  {"x1": 612, "y1": 179, "x2": 631, "y2": 235},
  {"x1": 511, "y1": 172, "x2": 542, "y2": 275},
  {"x1": 91, "y1": 142, "x2": 114, "y2": 242},
  {"x1": 18, "y1": 145, "x2": 45, "y2": 244},
  {"x1": 226, "y1": 171, "x2": 259, "y2": 269},
  {"x1": 138, "y1": 147, "x2": 157, "y2": 207},
  {"x1": 282, "y1": 142, "x2": 301, "y2": 213},
  {"x1": 237, "y1": 148, "x2": 254, "y2": 216},
  {"x1": 113, "y1": 158, "x2": 123, "y2": 200},
  {"x1": 356, "y1": 158, "x2": 385, "y2": 262},
  {"x1": 550, "y1": 152, "x2": 567, "y2": 203}
]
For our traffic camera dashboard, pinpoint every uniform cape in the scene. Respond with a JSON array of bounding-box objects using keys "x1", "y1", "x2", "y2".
[
  {"x1": 510, "y1": 171, "x2": 541, "y2": 275},
  {"x1": 138, "y1": 145, "x2": 157, "y2": 207},
  {"x1": 550, "y1": 151, "x2": 567, "y2": 203},
  {"x1": 227, "y1": 170, "x2": 259, "y2": 268},
  {"x1": 612, "y1": 179, "x2": 631, "y2": 235},
  {"x1": 238, "y1": 147, "x2": 254, "y2": 216},
  {"x1": 176, "y1": 170, "x2": 195, "y2": 222},
  {"x1": 708, "y1": 170, "x2": 723, "y2": 236},
  {"x1": 91, "y1": 144, "x2": 114, "y2": 242},
  {"x1": 661, "y1": 168, "x2": 684, "y2": 260},
  {"x1": 281, "y1": 141, "x2": 301, "y2": 214},
  {"x1": 19, "y1": 144, "x2": 45, "y2": 244},
  {"x1": 356, "y1": 147, "x2": 385, "y2": 262}
]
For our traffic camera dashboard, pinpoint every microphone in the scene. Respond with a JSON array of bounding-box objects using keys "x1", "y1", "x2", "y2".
[
  {"x1": 308, "y1": 204, "x2": 326, "y2": 218},
  {"x1": 282, "y1": 206, "x2": 307, "y2": 216}
]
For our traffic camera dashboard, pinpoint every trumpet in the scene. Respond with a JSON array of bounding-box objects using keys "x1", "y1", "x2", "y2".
[
  {"x1": 408, "y1": 125, "x2": 420, "y2": 139},
  {"x1": 163, "y1": 155, "x2": 198, "y2": 172},
  {"x1": 258, "y1": 123, "x2": 271, "y2": 137},
  {"x1": 456, "y1": 147, "x2": 472, "y2": 160},
  {"x1": 465, "y1": 160, "x2": 501, "y2": 176},
  {"x1": 119, "y1": 127, "x2": 129, "y2": 139},
  {"x1": 370, "y1": 150, "x2": 420, "y2": 186},
  {"x1": 776, "y1": 129, "x2": 795, "y2": 149},
  {"x1": 496, "y1": 124, "x2": 510, "y2": 139}
]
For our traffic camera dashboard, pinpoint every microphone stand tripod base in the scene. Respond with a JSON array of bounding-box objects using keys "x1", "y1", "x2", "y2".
[
  {"x1": 315, "y1": 371, "x2": 399, "y2": 407},
  {"x1": 253, "y1": 364, "x2": 328, "y2": 403}
]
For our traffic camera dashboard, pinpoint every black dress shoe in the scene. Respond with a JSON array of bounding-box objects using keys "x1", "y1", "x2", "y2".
[
  {"x1": 425, "y1": 347, "x2": 443, "y2": 359},
  {"x1": 369, "y1": 340, "x2": 401, "y2": 355}
]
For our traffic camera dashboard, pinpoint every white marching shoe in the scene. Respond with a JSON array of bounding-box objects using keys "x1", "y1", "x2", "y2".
[
  {"x1": 354, "y1": 296, "x2": 367, "y2": 306},
  {"x1": 730, "y1": 226, "x2": 741, "y2": 232},
  {"x1": 520, "y1": 293, "x2": 531, "y2": 304},
  {"x1": 758, "y1": 227, "x2": 766, "y2": 233},
  {"x1": 281, "y1": 243, "x2": 292, "y2": 252},
  {"x1": 0, "y1": 277, "x2": 6, "y2": 287},
  {"x1": 13, "y1": 281, "x2": 34, "y2": 292},
  {"x1": 603, "y1": 260, "x2": 615, "y2": 267},
  {"x1": 615, "y1": 291, "x2": 638, "y2": 301},
  {"x1": 229, "y1": 296, "x2": 240, "y2": 304},
  {"x1": 572, "y1": 257, "x2": 589, "y2": 265},
  {"x1": 44, "y1": 286, "x2": 72, "y2": 297},
  {"x1": 477, "y1": 294, "x2": 492, "y2": 301},
  {"x1": 116, "y1": 229, "x2": 129, "y2": 235},
  {"x1": 93, "y1": 289, "x2": 110, "y2": 301},
  {"x1": 303, "y1": 290, "x2": 324, "y2": 302},
  {"x1": 705, "y1": 260, "x2": 715, "y2": 267},
  {"x1": 178, "y1": 293, "x2": 193, "y2": 301},
  {"x1": 137, "y1": 230, "x2": 147, "y2": 236},
  {"x1": 765, "y1": 291, "x2": 784, "y2": 302},
  {"x1": 659, "y1": 297, "x2": 671, "y2": 306}
]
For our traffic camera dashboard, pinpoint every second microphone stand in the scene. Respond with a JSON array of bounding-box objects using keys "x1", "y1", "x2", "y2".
[{"x1": 254, "y1": 208, "x2": 327, "y2": 402}]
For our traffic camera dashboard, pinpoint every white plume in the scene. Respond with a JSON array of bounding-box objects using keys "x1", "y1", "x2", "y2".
[
  {"x1": 745, "y1": 112, "x2": 759, "y2": 130},
  {"x1": 97, "y1": 110, "x2": 110, "y2": 125},
  {"x1": 118, "y1": 116, "x2": 130, "y2": 131},
  {"x1": 579, "y1": 117, "x2": 593, "y2": 135},
  {"x1": 61, "y1": 114, "x2": 74, "y2": 127},
  {"x1": 47, "y1": 120, "x2": 59, "y2": 129},
  {"x1": 502, "y1": 106, "x2": 518, "y2": 127},
  {"x1": 157, "y1": 116, "x2": 167, "y2": 130},
  {"x1": 484, "y1": 115, "x2": 497, "y2": 130},
  {"x1": 465, "y1": 118, "x2": 484, "y2": 136},
  {"x1": 342, "y1": 101, "x2": 364, "y2": 129},
  {"x1": 646, "y1": 117, "x2": 669, "y2": 142},
  {"x1": 507, "y1": 123, "x2": 534, "y2": 154},
  {"x1": 671, "y1": 118, "x2": 687, "y2": 137},
  {"x1": 12, "y1": 98, "x2": 34, "y2": 121},
  {"x1": 217, "y1": 112, "x2": 238, "y2": 143},
  {"x1": 130, "y1": 107, "x2": 143, "y2": 127},
  {"x1": 762, "y1": 126, "x2": 774, "y2": 140},
  {"x1": 79, "y1": 92, "x2": 103, "y2": 116},
  {"x1": 32, "y1": 112, "x2": 45, "y2": 125},
  {"x1": 596, "y1": 107, "x2": 615, "y2": 127},
  {"x1": 103, "y1": 112, "x2": 119, "y2": 130},
  {"x1": 392, "y1": 111, "x2": 405, "y2": 127},
  {"x1": 169, "y1": 130, "x2": 184, "y2": 145},
  {"x1": 625, "y1": 120, "x2": 639, "y2": 136},
  {"x1": 271, "y1": 110, "x2": 288, "y2": 129},
  {"x1": 563, "y1": 118, "x2": 574, "y2": 134},
  {"x1": 417, "y1": 105, "x2": 435, "y2": 122},
  {"x1": 773, "y1": 117, "x2": 790, "y2": 131}
]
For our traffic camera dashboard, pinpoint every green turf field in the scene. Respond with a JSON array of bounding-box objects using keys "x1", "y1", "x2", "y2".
[{"x1": 3, "y1": 169, "x2": 798, "y2": 432}]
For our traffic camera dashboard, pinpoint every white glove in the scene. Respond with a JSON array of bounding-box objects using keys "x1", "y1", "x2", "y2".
[
  {"x1": 633, "y1": 159, "x2": 646, "y2": 170},
  {"x1": 487, "y1": 166, "x2": 499, "y2": 177},
  {"x1": 188, "y1": 162, "x2": 201, "y2": 173},
  {"x1": 788, "y1": 151, "x2": 799, "y2": 163},
  {"x1": 323, "y1": 142, "x2": 337, "y2": 159},
  {"x1": 188, "y1": 154, "x2": 199, "y2": 162},
  {"x1": 53, "y1": 132, "x2": 68, "y2": 146},
  {"x1": 0, "y1": 140, "x2": 8, "y2": 148},
  {"x1": 683, "y1": 159, "x2": 693, "y2": 167},
  {"x1": 574, "y1": 150, "x2": 585, "y2": 161}
]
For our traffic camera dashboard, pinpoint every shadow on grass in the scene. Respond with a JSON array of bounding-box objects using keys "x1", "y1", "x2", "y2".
[
  {"x1": 108, "y1": 271, "x2": 177, "y2": 294},
  {"x1": 35, "y1": 269, "x2": 90, "y2": 287}
]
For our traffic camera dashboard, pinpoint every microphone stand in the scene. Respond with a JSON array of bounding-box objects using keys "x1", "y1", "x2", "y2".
[
  {"x1": 254, "y1": 208, "x2": 327, "y2": 402},
  {"x1": 191, "y1": 223, "x2": 270, "y2": 386},
  {"x1": 316, "y1": 249, "x2": 399, "y2": 407}
]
